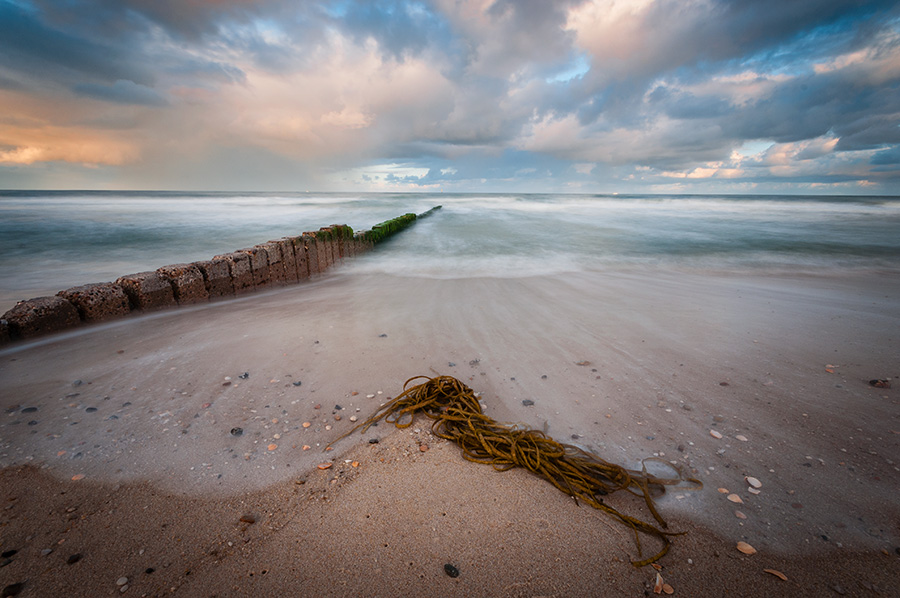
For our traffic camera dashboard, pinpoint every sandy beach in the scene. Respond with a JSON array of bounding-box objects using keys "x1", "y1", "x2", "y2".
[{"x1": 1, "y1": 268, "x2": 898, "y2": 596}]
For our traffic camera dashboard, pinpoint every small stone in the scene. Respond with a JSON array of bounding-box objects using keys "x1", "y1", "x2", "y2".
[
  {"x1": 230, "y1": 427, "x2": 243, "y2": 437},
  {"x1": 67, "y1": 553, "x2": 82, "y2": 565},
  {"x1": 239, "y1": 372, "x2": 249, "y2": 379},
  {"x1": 334, "y1": 404, "x2": 343, "y2": 410},
  {"x1": 522, "y1": 399, "x2": 534, "y2": 406},
  {"x1": 40, "y1": 549, "x2": 52, "y2": 557},
  {"x1": 314, "y1": 404, "x2": 321, "y2": 409},
  {"x1": 2, "y1": 582, "x2": 24, "y2": 597},
  {"x1": 369, "y1": 438, "x2": 379, "y2": 444},
  {"x1": 334, "y1": 415, "x2": 342, "y2": 421},
  {"x1": 748, "y1": 487, "x2": 761, "y2": 495},
  {"x1": 119, "y1": 585, "x2": 129, "y2": 593},
  {"x1": 85, "y1": 407, "x2": 97, "y2": 413},
  {"x1": 448, "y1": 362, "x2": 456, "y2": 367},
  {"x1": 710, "y1": 430, "x2": 723, "y2": 439},
  {"x1": 302, "y1": 445, "x2": 311, "y2": 450},
  {"x1": 71, "y1": 474, "x2": 85, "y2": 481},
  {"x1": 349, "y1": 416, "x2": 358, "y2": 422},
  {"x1": 292, "y1": 381, "x2": 302, "y2": 387},
  {"x1": 302, "y1": 422, "x2": 311, "y2": 428},
  {"x1": 351, "y1": 461, "x2": 359, "y2": 468},
  {"x1": 541, "y1": 375, "x2": 547, "y2": 379},
  {"x1": 267, "y1": 444, "x2": 277, "y2": 451},
  {"x1": 444, "y1": 563, "x2": 460, "y2": 578},
  {"x1": 21, "y1": 407, "x2": 37, "y2": 413},
  {"x1": 366, "y1": 394, "x2": 375, "y2": 399},
  {"x1": 378, "y1": 333, "x2": 387, "y2": 337},
  {"x1": 116, "y1": 577, "x2": 128, "y2": 586},
  {"x1": 317, "y1": 462, "x2": 332, "y2": 470},
  {"x1": 240, "y1": 515, "x2": 255, "y2": 524},
  {"x1": 419, "y1": 444, "x2": 429, "y2": 452}
]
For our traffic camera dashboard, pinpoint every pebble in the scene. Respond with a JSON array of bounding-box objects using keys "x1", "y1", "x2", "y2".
[
  {"x1": 119, "y1": 585, "x2": 129, "y2": 593},
  {"x1": 349, "y1": 416, "x2": 358, "y2": 422},
  {"x1": 230, "y1": 428, "x2": 243, "y2": 437},
  {"x1": 85, "y1": 407, "x2": 97, "y2": 413},
  {"x1": 522, "y1": 400, "x2": 534, "y2": 406},
  {"x1": 302, "y1": 422, "x2": 311, "y2": 428},
  {"x1": 292, "y1": 381, "x2": 302, "y2": 387},
  {"x1": 2, "y1": 582, "x2": 24, "y2": 597},
  {"x1": 239, "y1": 372, "x2": 249, "y2": 379},
  {"x1": 735, "y1": 510, "x2": 747, "y2": 519},
  {"x1": 302, "y1": 445, "x2": 311, "y2": 450},
  {"x1": 709, "y1": 430, "x2": 723, "y2": 439},
  {"x1": 448, "y1": 362, "x2": 456, "y2": 367},
  {"x1": 366, "y1": 394, "x2": 375, "y2": 399},
  {"x1": 116, "y1": 577, "x2": 128, "y2": 586},
  {"x1": 239, "y1": 515, "x2": 255, "y2": 524},
  {"x1": 419, "y1": 444, "x2": 429, "y2": 452},
  {"x1": 735, "y1": 434, "x2": 748, "y2": 442},
  {"x1": 66, "y1": 553, "x2": 82, "y2": 565},
  {"x1": 334, "y1": 404, "x2": 343, "y2": 410},
  {"x1": 40, "y1": 549, "x2": 52, "y2": 557},
  {"x1": 369, "y1": 438, "x2": 379, "y2": 444},
  {"x1": 21, "y1": 407, "x2": 37, "y2": 413},
  {"x1": 317, "y1": 463, "x2": 332, "y2": 470},
  {"x1": 334, "y1": 415, "x2": 342, "y2": 421},
  {"x1": 267, "y1": 444, "x2": 278, "y2": 451},
  {"x1": 444, "y1": 563, "x2": 460, "y2": 578}
]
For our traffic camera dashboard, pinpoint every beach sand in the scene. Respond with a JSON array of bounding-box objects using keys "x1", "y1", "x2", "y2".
[{"x1": 1, "y1": 268, "x2": 898, "y2": 596}]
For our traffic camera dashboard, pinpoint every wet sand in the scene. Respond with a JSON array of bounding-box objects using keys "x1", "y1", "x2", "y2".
[{"x1": 1, "y1": 268, "x2": 899, "y2": 596}]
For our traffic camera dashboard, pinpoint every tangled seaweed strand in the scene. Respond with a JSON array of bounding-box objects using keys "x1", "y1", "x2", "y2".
[{"x1": 333, "y1": 375, "x2": 701, "y2": 567}]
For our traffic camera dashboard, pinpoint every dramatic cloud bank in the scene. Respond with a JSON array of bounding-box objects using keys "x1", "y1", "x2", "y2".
[{"x1": 1, "y1": 0, "x2": 898, "y2": 193}]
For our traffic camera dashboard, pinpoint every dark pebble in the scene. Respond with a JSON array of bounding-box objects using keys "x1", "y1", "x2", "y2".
[
  {"x1": 66, "y1": 553, "x2": 82, "y2": 565},
  {"x1": 368, "y1": 438, "x2": 379, "y2": 444},
  {"x1": 821, "y1": 535, "x2": 829, "y2": 541},
  {"x1": 239, "y1": 515, "x2": 255, "y2": 524},
  {"x1": 27, "y1": 421, "x2": 37, "y2": 426},
  {"x1": 510, "y1": 377, "x2": 515, "y2": 381},
  {"x1": 239, "y1": 372, "x2": 249, "y2": 379},
  {"x1": 448, "y1": 362, "x2": 455, "y2": 367},
  {"x1": 230, "y1": 427, "x2": 243, "y2": 437},
  {"x1": 2, "y1": 582, "x2": 24, "y2": 597},
  {"x1": 522, "y1": 400, "x2": 534, "y2": 406},
  {"x1": 122, "y1": 402, "x2": 131, "y2": 408},
  {"x1": 107, "y1": 415, "x2": 119, "y2": 420},
  {"x1": 21, "y1": 407, "x2": 37, "y2": 413},
  {"x1": 444, "y1": 563, "x2": 460, "y2": 578},
  {"x1": 378, "y1": 334, "x2": 387, "y2": 338},
  {"x1": 719, "y1": 382, "x2": 730, "y2": 386},
  {"x1": 0, "y1": 559, "x2": 11, "y2": 568},
  {"x1": 334, "y1": 404, "x2": 343, "y2": 410},
  {"x1": 541, "y1": 375, "x2": 548, "y2": 379},
  {"x1": 85, "y1": 407, "x2": 97, "y2": 413},
  {"x1": 145, "y1": 568, "x2": 155, "y2": 574},
  {"x1": 1, "y1": 550, "x2": 17, "y2": 558},
  {"x1": 646, "y1": 436, "x2": 655, "y2": 440},
  {"x1": 65, "y1": 393, "x2": 80, "y2": 398},
  {"x1": 292, "y1": 381, "x2": 302, "y2": 387}
]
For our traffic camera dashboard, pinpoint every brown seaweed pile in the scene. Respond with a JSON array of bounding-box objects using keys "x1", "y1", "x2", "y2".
[{"x1": 334, "y1": 375, "x2": 701, "y2": 566}]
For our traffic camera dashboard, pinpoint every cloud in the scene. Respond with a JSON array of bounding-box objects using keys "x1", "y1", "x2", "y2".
[{"x1": 1, "y1": 0, "x2": 899, "y2": 192}]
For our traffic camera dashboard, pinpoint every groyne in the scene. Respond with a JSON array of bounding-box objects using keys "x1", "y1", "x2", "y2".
[{"x1": 0, "y1": 207, "x2": 440, "y2": 345}]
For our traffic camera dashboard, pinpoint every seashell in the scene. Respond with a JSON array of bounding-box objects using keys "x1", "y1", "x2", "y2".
[
  {"x1": 736, "y1": 541, "x2": 757, "y2": 555},
  {"x1": 763, "y1": 568, "x2": 787, "y2": 581},
  {"x1": 718, "y1": 487, "x2": 730, "y2": 493},
  {"x1": 748, "y1": 487, "x2": 761, "y2": 495},
  {"x1": 653, "y1": 572, "x2": 664, "y2": 594},
  {"x1": 735, "y1": 510, "x2": 747, "y2": 519},
  {"x1": 317, "y1": 462, "x2": 332, "y2": 470},
  {"x1": 727, "y1": 493, "x2": 744, "y2": 503},
  {"x1": 710, "y1": 429, "x2": 723, "y2": 439},
  {"x1": 746, "y1": 476, "x2": 762, "y2": 488},
  {"x1": 736, "y1": 434, "x2": 748, "y2": 442},
  {"x1": 662, "y1": 584, "x2": 674, "y2": 595}
]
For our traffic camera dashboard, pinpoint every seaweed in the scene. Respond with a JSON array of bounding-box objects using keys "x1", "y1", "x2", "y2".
[{"x1": 333, "y1": 375, "x2": 701, "y2": 567}]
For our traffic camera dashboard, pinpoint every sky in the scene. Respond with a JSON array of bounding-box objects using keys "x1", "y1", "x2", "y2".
[{"x1": 0, "y1": 0, "x2": 899, "y2": 194}]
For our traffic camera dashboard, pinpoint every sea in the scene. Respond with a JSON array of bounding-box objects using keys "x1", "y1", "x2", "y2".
[{"x1": 1, "y1": 191, "x2": 899, "y2": 312}]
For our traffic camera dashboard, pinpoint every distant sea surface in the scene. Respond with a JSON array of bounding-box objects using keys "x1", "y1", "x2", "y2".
[{"x1": 2, "y1": 191, "x2": 899, "y2": 312}]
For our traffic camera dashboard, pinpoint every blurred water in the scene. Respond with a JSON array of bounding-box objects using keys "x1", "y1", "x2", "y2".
[{"x1": 2, "y1": 191, "x2": 899, "y2": 310}]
